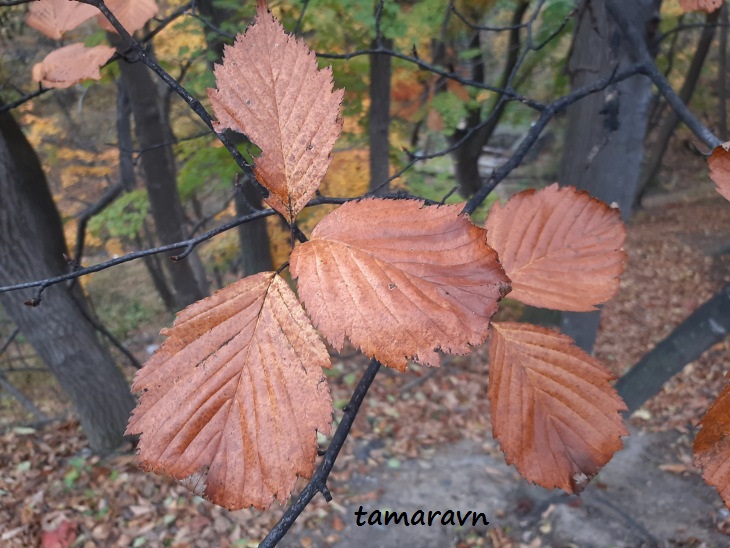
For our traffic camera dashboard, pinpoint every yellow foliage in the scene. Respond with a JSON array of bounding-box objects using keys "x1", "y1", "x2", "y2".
[
  {"x1": 61, "y1": 165, "x2": 113, "y2": 189},
  {"x1": 104, "y1": 238, "x2": 125, "y2": 258},
  {"x1": 268, "y1": 148, "x2": 371, "y2": 267},
  {"x1": 20, "y1": 113, "x2": 62, "y2": 148},
  {"x1": 56, "y1": 146, "x2": 116, "y2": 164}
]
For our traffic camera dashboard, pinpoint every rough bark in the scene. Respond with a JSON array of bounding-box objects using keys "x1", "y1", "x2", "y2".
[
  {"x1": 558, "y1": 0, "x2": 659, "y2": 352},
  {"x1": 0, "y1": 107, "x2": 135, "y2": 453},
  {"x1": 369, "y1": 38, "x2": 392, "y2": 195},
  {"x1": 116, "y1": 54, "x2": 208, "y2": 309},
  {"x1": 199, "y1": 0, "x2": 273, "y2": 276},
  {"x1": 615, "y1": 285, "x2": 730, "y2": 413},
  {"x1": 638, "y1": 9, "x2": 718, "y2": 201}
]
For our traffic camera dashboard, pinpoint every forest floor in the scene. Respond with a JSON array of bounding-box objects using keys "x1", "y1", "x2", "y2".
[{"x1": 1, "y1": 179, "x2": 730, "y2": 546}]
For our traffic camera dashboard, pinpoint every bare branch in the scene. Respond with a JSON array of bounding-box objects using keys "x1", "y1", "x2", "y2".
[{"x1": 260, "y1": 359, "x2": 382, "y2": 547}]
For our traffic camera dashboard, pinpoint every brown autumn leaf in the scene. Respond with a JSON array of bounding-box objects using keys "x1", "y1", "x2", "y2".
[
  {"x1": 489, "y1": 322, "x2": 628, "y2": 493},
  {"x1": 207, "y1": 0, "x2": 343, "y2": 224},
  {"x1": 26, "y1": 0, "x2": 98, "y2": 40},
  {"x1": 694, "y1": 376, "x2": 730, "y2": 508},
  {"x1": 485, "y1": 183, "x2": 626, "y2": 311},
  {"x1": 679, "y1": 0, "x2": 724, "y2": 12},
  {"x1": 97, "y1": 0, "x2": 159, "y2": 34},
  {"x1": 31, "y1": 44, "x2": 116, "y2": 89},
  {"x1": 290, "y1": 198, "x2": 511, "y2": 371},
  {"x1": 126, "y1": 272, "x2": 332, "y2": 510},
  {"x1": 708, "y1": 142, "x2": 730, "y2": 202}
]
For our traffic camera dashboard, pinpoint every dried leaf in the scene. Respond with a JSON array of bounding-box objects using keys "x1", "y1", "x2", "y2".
[
  {"x1": 97, "y1": 0, "x2": 159, "y2": 34},
  {"x1": 485, "y1": 183, "x2": 626, "y2": 311},
  {"x1": 26, "y1": 0, "x2": 98, "y2": 39},
  {"x1": 488, "y1": 322, "x2": 628, "y2": 493},
  {"x1": 679, "y1": 0, "x2": 724, "y2": 12},
  {"x1": 708, "y1": 142, "x2": 730, "y2": 202},
  {"x1": 694, "y1": 377, "x2": 730, "y2": 508},
  {"x1": 126, "y1": 272, "x2": 332, "y2": 510},
  {"x1": 207, "y1": 0, "x2": 343, "y2": 223},
  {"x1": 31, "y1": 44, "x2": 116, "y2": 89},
  {"x1": 290, "y1": 199, "x2": 511, "y2": 371}
]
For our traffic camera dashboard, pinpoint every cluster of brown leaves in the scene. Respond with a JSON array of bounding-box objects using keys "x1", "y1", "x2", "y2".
[
  {"x1": 27, "y1": 0, "x2": 158, "y2": 88},
  {"x1": 123, "y1": 0, "x2": 631, "y2": 513},
  {"x1": 687, "y1": 142, "x2": 730, "y2": 508}
]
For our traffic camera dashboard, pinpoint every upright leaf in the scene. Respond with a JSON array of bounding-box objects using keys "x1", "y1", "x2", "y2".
[
  {"x1": 290, "y1": 199, "x2": 511, "y2": 371},
  {"x1": 26, "y1": 0, "x2": 98, "y2": 39},
  {"x1": 207, "y1": 0, "x2": 343, "y2": 224},
  {"x1": 97, "y1": 0, "x2": 159, "y2": 34},
  {"x1": 126, "y1": 272, "x2": 332, "y2": 510},
  {"x1": 485, "y1": 184, "x2": 626, "y2": 311},
  {"x1": 31, "y1": 44, "x2": 116, "y2": 89},
  {"x1": 679, "y1": 0, "x2": 724, "y2": 12},
  {"x1": 708, "y1": 142, "x2": 730, "y2": 202},
  {"x1": 489, "y1": 322, "x2": 627, "y2": 493},
  {"x1": 694, "y1": 376, "x2": 730, "y2": 508}
]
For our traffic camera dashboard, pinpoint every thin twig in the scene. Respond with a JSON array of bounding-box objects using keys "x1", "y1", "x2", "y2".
[
  {"x1": 77, "y1": 0, "x2": 269, "y2": 201},
  {"x1": 260, "y1": 359, "x2": 381, "y2": 547},
  {"x1": 293, "y1": 0, "x2": 310, "y2": 35}
]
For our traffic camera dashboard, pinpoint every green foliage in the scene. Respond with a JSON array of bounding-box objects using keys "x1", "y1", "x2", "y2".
[
  {"x1": 88, "y1": 190, "x2": 149, "y2": 240},
  {"x1": 177, "y1": 142, "x2": 238, "y2": 200},
  {"x1": 431, "y1": 90, "x2": 469, "y2": 134}
]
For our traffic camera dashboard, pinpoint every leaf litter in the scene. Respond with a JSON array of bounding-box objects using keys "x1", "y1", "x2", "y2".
[{"x1": 1, "y1": 193, "x2": 729, "y2": 546}]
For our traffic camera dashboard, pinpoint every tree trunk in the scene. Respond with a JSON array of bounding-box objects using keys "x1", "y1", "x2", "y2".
[
  {"x1": 0, "y1": 107, "x2": 135, "y2": 453},
  {"x1": 199, "y1": 0, "x2": 273, "y2": 276},
  {"x1": 116, "y1": 55, "x2": 208, "y2": 309},
  {"x1": 117, "y1": 78, "x2": 177, "y2": 313},
  {"x1": 451, "y1": 0, "x2": 529, "y2": 197},
  {"x1": 557, "y1": 0, "x2": 659, "y2": 352},
  {"x1": 369, "y1": 38, "x2": 392, "y2": 195},
  {"x1": 638, "y1": 9, "x2": 718, "y2": 202},
  {"x1": 615, "y1": 284, "x2": 730, "y2": 413},
  {"x1": 234, "y1": 178, "x2": 274, "y2": 276}
]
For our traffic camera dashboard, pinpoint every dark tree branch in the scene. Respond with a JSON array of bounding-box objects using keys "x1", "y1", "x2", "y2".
[
  {"x1": 0, "y1": 88, "x2": 50, "y2": 114},
  {"x1": 72, "y1": 182, "x2": 125, "y2": 265},
  {"x1": 316, "y1": 47, "x2": 545, "y2": 111},
  {"x1": 293, "y1": 0, "x2": 311, "y2": 35},
  {"x1": 77, "y1": 0, "x2": 271, "y2": 203},
  {"x1": 616, "y1": 285, "x2": 730, "y2": 413},
  {"x1": 605, "y1": 0, "x2": 722, "y2": 150},
  {"x1": 463, "y1": 65, "x2": 644, "y2": 213},
  {"x1": 260, "y1": 359, "x2": 382, "y2": 547}
]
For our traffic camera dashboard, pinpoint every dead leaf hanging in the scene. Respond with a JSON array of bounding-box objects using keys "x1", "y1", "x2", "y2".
[
  {"x1": 679, "y1": 0, "x2": 724, "y2": 12},
  {"x1": 694, "y1": 376, "x2": 730, "y2": 508},
  {"x1": 97, "y1": 0, "x2": 159, "y2": 34},
  {"x1": 489, "y1": 322, "x2": 628, "y2": 493},
  {"x1": 31, "y1": 43, "x2": 116, "y2": 89},
  {"x1": 207, "y1": 0, "x2": 343, "y2": 224},
  {"x1": 485, "y1": 183, "x2": 626, "y2": 311},
  {"x1": 290, "y1": 198, "x2": 511, "y2": 371},
  {"x1": 126, "y1": 272, "x2": 332, "y2": 510},
  {"x1": 708, "y1": 142, "x2": 730, "y2": 202},
  {"x1": 26, "y1": 0, "x2": 98, "y2": 40}
]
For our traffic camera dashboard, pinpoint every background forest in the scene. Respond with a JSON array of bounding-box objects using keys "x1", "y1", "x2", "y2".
[{"x1": 1, "y1": 0, "x2": 730, "y2": 546}]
